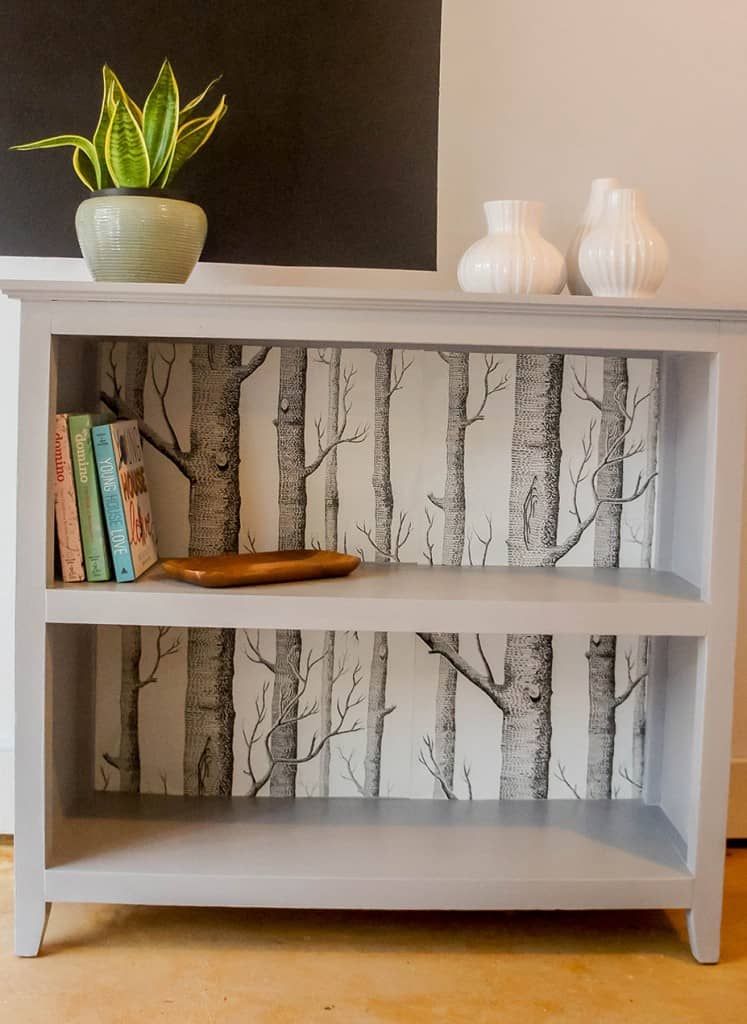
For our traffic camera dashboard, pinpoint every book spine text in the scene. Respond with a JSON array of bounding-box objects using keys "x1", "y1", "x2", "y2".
[
  {"x1": 53, "y1": 414, "x2": 85, "y2": 582},
  {"x1": 68, "y1": 415, "x2": 112, "y2": 582},
  {"x1": 92, "y1": 425, "x2": 135, "y2": 582}
]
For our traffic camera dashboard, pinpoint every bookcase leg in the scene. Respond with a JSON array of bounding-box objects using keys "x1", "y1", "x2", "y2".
[
  {"x1": 15, "y1": 900, "x2": 51, "y2": 957},
  {"x1": 686, "y1": 904, "x2": 721, "y2": 964}
]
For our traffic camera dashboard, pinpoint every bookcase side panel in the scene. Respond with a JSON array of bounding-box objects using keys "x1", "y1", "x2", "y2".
[{"x1": 14, "y1": 305, "x2": 53, "y2": 955}]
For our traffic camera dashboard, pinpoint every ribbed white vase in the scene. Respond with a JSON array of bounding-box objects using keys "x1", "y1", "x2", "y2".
[
  {"x1": 566, "y1": 177, "x2": 620, "y2": 295},
  {"x1": 579, "y1": 188, "x2": 668, "y2": 298},
  {"x1": 457, "y1": 200, "x2": 567, "y2": 295}
]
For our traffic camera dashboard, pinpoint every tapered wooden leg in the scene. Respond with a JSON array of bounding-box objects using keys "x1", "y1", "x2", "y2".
[
  {"x1": 686, "y1": 903, "x2": 722, "y2": 964},
  {"x1": 15, "y1": 900, "x2": 51, "y2": 957}
]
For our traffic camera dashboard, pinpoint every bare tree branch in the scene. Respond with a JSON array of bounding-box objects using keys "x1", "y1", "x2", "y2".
[
  {"x1": 241, "y1": 528, "x2": 257, "y2": 554},
  {"x1": 623, "y1": 517, "x2": 643, "y2": 547},
  {"x1": 466, "y1": 354, "x2": 510, "y2": 425},
  {"x1": 614, "y1": 649, "x2": 648, "y2": 708},
  {"x1": 151, "y1": 344, "x2": 180, "y2": 450},
  {"x1": 235, "y1": 346, "x2": 271, "y2": 383},
  {"x1": 137, "y1": 626, "x2": 181, "y2": 688},
  {"x1": 159, "y1": 771, "x2": 169, "y2": 796},
  {"x1": 568, "y1": 420, "x2": 596, "y2": 524},
  {"x1": 305, "y1": 364, "x2": 368, "y2": 478},
  {"x1": 418, "y1": 734, "x2": 457, "y2": 799},
  {"x1": 103, "y1": 626, "x2": 180, "y2": 774},
  {"x1": 551, "y1": 385, "x2": 657, "y2": 563},
  {"x1": 356, "y1": 509, "x2": 412, "y2": 563},
  {"x1": 243, "y1": 630, "x2": 276, "y2": 674},
  {"x1": 100, "y1": 390, "x2": 194, "y2": 480},
  {"x1": 467, "y1": 514, "x2": 493, "y2": 566},
  {"x1": 570, "y1": 358, "x2": 602, "y2": 410},
  {"x1": 554, "y1": 762, "x2": 582, "y2": 799},
  {"x1": 106, "y1": 343, "x2": 122, "y2": 399},
  {"x1": 462, "y1": 761, "x2": 474, "y2": 800},
  {"x1": 337, "y1": 747, "x2": 365, "y2": 796},
  {"x1": 242, "y1": 655, "x2": 364, "y2": 797},
  {"x1": 423, "y1": 506, "x2": 436, "y2": 565},
  {"x1": 287, "y1": 641, "x2": 331, "y2": 691},
  {"x1": 417, "y1": 632, "x2": 504, "y2": 708},
  {"x1": 618, "y1": 763, "x2": 644, "y2": 791},
  {"x1": 99, "y1": 763, "x2": 111, "y2": 791},
  {"x1": 388, "y1": 350, "x2": 413, "y2": 399}
]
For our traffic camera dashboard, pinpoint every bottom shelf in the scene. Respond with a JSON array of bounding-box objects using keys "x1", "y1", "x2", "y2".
[{"x1": 45, "y1": 795, "x2": 693, "y2": 910}]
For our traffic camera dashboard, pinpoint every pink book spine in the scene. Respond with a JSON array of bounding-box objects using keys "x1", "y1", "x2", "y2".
[{"x1": 53, "y1": 414, "x2": 85, "y2": 582}]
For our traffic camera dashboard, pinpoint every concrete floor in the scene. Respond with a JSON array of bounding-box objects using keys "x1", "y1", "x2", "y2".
[{"x1": 1, "y1": 840, "x2": 746, "y2": 1023}]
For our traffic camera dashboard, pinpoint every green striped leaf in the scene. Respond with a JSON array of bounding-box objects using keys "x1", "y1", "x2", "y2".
[
  {"x1": 11, "y1": 134, "x2": 101, "y2": 188},
  {"x1": 105, "y1": 65, "x2": 143, "y2": 124},
  {"x1": 142, "y1": 59, "x2": 179, "y2": 183},
  {"x1": 179, "y1": 75, "x2": 221, "y2": 124},
  {"x1": 92, "y1": 70, "x2": 116, "y2": 188},
  {"x1": 72, "y1": 147, "x2": 97, "y2": 190},
  {"x1": 162, "y1": 95, "x2": 227, "y2": 186},
  {"x1": 105, "y1": 100, "x2": 150, "y2": 187}
]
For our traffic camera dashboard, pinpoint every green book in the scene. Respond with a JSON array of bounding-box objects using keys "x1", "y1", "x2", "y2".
[{"x1": 67, "y1": 413, "x2": 113, "y2": 582}]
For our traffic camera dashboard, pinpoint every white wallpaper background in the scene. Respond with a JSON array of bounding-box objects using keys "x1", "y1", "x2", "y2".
[{"x1": 95, "y1": 344, "x2": 658, "y2": 801}]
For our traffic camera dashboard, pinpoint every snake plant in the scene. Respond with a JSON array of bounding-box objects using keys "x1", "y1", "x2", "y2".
[{"x1": 12, "y1": 60, "x2": 227, "y2": 191}]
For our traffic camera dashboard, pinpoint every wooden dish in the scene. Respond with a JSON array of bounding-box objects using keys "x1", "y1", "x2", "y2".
[{"x1": 160, "y1": 549, "x2": 361, "y2": 588}]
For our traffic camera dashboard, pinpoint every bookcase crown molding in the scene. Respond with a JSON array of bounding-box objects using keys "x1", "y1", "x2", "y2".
[{"x1": 4, "y1": 279, "x2": 747, "y2": 323}]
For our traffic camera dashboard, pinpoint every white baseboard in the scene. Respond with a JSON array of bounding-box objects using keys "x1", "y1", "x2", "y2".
[
  {"x1": 0, "y1": 748, "x2": 13, "y2": 835},
  {"x1": 728, "y1": 758, "x2": 747, "y2": 839}
]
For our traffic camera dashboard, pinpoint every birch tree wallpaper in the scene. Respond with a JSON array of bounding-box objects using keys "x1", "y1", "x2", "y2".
[{"x1": 96, "y1": 344, "x2": 659, "y2": 802}]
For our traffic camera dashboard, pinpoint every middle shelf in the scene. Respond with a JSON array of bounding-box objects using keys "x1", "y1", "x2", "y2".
[{"x1": 45, "y1": 562, "x2": 707, "y2": 635}]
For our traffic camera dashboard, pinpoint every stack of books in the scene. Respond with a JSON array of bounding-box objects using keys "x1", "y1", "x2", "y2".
[{"x1": 53, "y1": 415, "x2": 158, "y2": 583}]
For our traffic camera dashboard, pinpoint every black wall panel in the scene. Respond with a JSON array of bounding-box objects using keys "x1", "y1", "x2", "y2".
[{"x1": 0, "y1": 1, "x2": 441, "y2": 268}]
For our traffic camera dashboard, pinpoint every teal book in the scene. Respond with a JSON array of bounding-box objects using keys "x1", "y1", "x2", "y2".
[
  {"x1": 92, "y1": 424, "x2": 135, "y2": 582},
  {"x1": 67, "y1": 414, "x2": 112, "y2": 582}
]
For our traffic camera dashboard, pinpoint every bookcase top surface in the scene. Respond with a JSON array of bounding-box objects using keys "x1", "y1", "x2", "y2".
[{"x1": 3, "y1": 279, "x2": 747, "y2": 323}]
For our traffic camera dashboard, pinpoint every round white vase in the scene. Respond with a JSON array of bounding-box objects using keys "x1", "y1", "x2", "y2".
[
  {"x1": 579, "y1": 188, "x2": 668, "y2": 298},
  {"x1": 457, "y1": 200, "x2": 567, "y2": 295},
  {"x1": 565, "y1": 177, "x2": 620, "y2": 295}
]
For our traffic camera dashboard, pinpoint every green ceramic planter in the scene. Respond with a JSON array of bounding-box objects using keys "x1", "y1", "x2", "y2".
[{"x1": 75, "y1": 189, "x2": 208, "y2": 283}]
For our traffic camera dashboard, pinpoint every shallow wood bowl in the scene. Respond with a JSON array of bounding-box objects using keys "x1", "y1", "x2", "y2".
[{"x1": 160, "y1": 549, "x2": 361, "y2": 588}]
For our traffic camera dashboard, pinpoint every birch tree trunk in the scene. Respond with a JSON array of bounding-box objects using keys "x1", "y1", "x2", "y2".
[
  {"x1": 117, "y1": 571, "x2": 144, "y2": 792},
  {"x1": 271, "y1": 346, "x2": 309, "y2": 797},
  {"x1": 432, "y1": 353, "x2": 469, "y2": 794},
  {"x1": 586, "y1": 357, "x2": 628, "y2": 799},
  {"x1": 319, "y1": 350, "x2": 341, "y2": 797},
  {"x1": 633, "y1": 360, "x2": 660, "y2": 788},
  {"x1": 502, "y1": 353, "x2": 564, "y2": 798},
  {"x1": 364, "y1": 348, "x2": 395, "y2": 797},
  {"x1": 104, "y1": 342, "x2": 269, "y2": 798},
  {"x1": 501, "y1": 633, "x2": 554, "y2": 798},
  {"x1": 183, "y1": 345, "x2": 245, "y2": 796},
  {"x1": 115, "y1": 342, "x2": 149, "y2": 793},
  {"x1": 585, "y1": 633, "x2": 618, "y2": 799}
]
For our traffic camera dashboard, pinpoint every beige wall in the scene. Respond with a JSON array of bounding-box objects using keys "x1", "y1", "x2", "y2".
[{"x1": 436, "y1": 0, "x2": 747, "y2": 765}]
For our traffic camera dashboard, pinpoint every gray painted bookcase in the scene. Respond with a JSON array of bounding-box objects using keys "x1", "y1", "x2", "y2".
[{"x1": 5, "y1": 281, "x2": 746, "y2": 962}]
